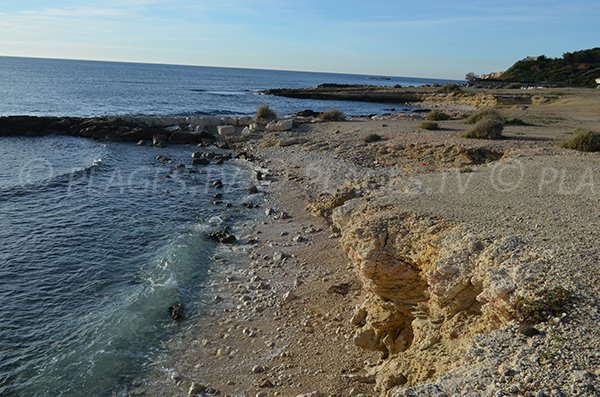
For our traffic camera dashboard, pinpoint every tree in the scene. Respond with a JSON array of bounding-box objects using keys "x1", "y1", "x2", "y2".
[{"x1": 465, "y1": 72, "x2": 479, "y2": 82}]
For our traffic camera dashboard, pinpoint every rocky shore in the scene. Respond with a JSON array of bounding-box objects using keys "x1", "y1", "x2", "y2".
[
  {"x1": 3, "y1": 86, "x2": 599, "y2": 396},
  {"x1": 263, "y1": 84, "x2": 580, "y2": 108}
]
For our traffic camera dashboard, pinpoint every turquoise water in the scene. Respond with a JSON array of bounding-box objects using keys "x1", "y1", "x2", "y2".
[{"x1": 0, "y1": 136, "x2": 257, "y2": 396}]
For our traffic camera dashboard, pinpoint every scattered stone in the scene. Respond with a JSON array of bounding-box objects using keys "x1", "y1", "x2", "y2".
[
  {"x1": 273, "y1": 252, "x2": 288, "y2": 262},
  {"x1": 296, "y1": 392, "x2": 323, "y2": 397},
  {"x1": 293, "y1": 235, "x2": 307, "y2": 243},
  {"x1": 247, "y1": 185, "x2": 259, "y2": 194},
  {"x1": 252, "y1": 365, "x2": 267, "y2": 374},
  {"x1": 212, "y1": 179, "x2": 223, "y2": 188},
  {"x1": 282, "y1": 291, "x2": 297, "y2": 303},
  {"x1": 137, "y1": 139, "x2": 145, "y2": 146}
]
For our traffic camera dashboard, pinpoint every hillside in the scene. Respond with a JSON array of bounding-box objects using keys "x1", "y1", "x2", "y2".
[{"x1": 499, "y1": 47, "x2": 600, "y2": 87}]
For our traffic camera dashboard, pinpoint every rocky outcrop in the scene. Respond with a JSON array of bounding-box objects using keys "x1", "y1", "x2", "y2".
[
  {"x1": 0, "y1": 116, "x2": 218, "y2": 145},
  {"x1": 331, "y1": 200, "x2": 546, "y2": 393}
]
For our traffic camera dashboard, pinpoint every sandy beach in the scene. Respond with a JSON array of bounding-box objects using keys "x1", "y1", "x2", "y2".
[{"x1": 131, "y1": 86, "x2": 600, "y2": 397}]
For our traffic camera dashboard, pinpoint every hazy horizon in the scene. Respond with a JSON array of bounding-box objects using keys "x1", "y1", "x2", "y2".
[{"x1": 1, "y1": 1, "x2": 599, "y2": 79}]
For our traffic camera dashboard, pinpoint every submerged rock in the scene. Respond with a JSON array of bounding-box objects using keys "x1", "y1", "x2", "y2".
[{"x1": 168, "y1": 303, "x2": 185, "y2": 321}]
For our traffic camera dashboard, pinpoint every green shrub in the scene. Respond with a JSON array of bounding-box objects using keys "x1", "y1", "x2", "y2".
[
  {"x1": 426, "y1": 110, "x2": 451, "y2": 121},
  {"x1": 364, "y1": 133, "x2": 382, "y2": 143},
  {"x1": 419, "y1": 121, "x2": 439, "y2": 130},
  {"x1": 515, "y1": 287, "x2": 572, "y2": 327},
  {"x1": 462, "y1": 119, "x2": 504, "y2": 139},
  {"x1": 465, "y1": 109, "x2": 505, "y2": 124},
  {"x1": 505, "y1": 117, "x2": 530, "y2": 126},
  {"x1": 319, "y1": 109, "x2": 346, "y2": 121},
  {"x1": 256, "y1": 104, "x2": 277, "y2": 121},
  {"x1": 438, "y1": 83, "x2": 462, "y2": 93},
  {"x1": 560, "y1": 129, "x2": 600, "y2": 152}
]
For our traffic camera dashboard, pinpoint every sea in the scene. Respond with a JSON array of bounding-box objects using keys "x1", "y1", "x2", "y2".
[{"x1": 0, "y1": 56, "x2": 456, "y2": 396}]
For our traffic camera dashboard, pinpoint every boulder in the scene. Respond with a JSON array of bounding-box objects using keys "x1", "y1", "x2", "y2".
[
  {"x1": 266, "y1": 119, "x2": 294, "y2": 132},
  {"x1": 217, "y1": 125, "x2": 236, "y2": 137}
]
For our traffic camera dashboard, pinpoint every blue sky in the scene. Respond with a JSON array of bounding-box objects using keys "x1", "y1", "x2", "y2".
[{"x1": 0, "y1": 0, "x2": 599, "y2": 79}]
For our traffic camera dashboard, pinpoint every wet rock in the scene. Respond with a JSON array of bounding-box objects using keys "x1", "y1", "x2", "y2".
[
  {"x1": 207, "y1": 230, "x2": 237, "y2": 244},
  {"x1": 247, "y1": 185, "x2": 259, "y2": 194},
  {"x1": 155, "y1": 155, "x2": 171, "y2": 162},
  {"x1": 137, "y1": 139, "x2": 145, "y2": 146},
  {"x1": 169, "y1": 303, "x2": 185, "y2": 321},
  {"x1": 193, "y1": 158, "x2": 210, "y2": 165},
  {"x1": 212, "y1": 179, "x2": 223, "y2": 189},
  {"x1": 153, "y1": 134, "x2": 167, "y2": 147}
]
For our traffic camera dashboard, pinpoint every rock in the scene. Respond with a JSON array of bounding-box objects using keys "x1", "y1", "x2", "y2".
[
  {"x1": 297, "y1": 109, "x2": 319, "y2": 117},
  {"x1": 247, "y1": 185, "x2": 259, "y2": 194},
  {"x1": 351, "y1": 307, "x2": 368, "y2": 327},
  {"x1": 188, "y1": 382, "x2": 206, "y2": 396},
  {"x1": 207, "y1": 230, "x2": 237, "y2": 244},
  {"x1": 137, "y1": 139, "x2": 145, "y2": 146},
  {"x1": 292, "y1": 235, "x2": 307, "y2": 243},
  {"x1": 155, "y1": 155, "x2": 171, "y2": 162},
  {"x1": 169, "y1": 130, "x2": 211, "y2": 144},
  {"x1": 273, "y1": 252, "x2": 288, "y2": 262},
  {"x1": 296, "y1": 392, "x2": 324, "y2": 397},
  {"x1": 282, "y1": 291, "x2": 297, "y2": 303},
  {"x1": 165, "y1": 125, "x2": 181, "y2": 133},
  {"x1": 217, "y1": 125, "x2": 236, "y2": 137},
  {"x1": 252, "y1": 365, "x2": 266, "y2": 374},
  {"x1": 256, "y1": 392, "x2": 268, "y2": 397},
  {"x1": 153, "y1": 134, "x2": 167, "y2": 147},
  {"x1": 193, "y1": 157, "x2": 210, "y2": 165},
  {"x1": 168, "y1": 303, "x2": 185, "y2": 321},
  {"x1": 265, "y1": 119, "x2": 294, "y2": 132},
  {"x1": 241, "y1": 127, "x2": 253, "y2": 137},
  {"x1": 327, "y1": 282, "x2": 352, "y2": 296}
]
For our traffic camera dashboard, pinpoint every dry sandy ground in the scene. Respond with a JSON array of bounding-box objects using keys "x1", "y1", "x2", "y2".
[{"x1": 140, "y1": 88, "x2": 600, "y2": 397}]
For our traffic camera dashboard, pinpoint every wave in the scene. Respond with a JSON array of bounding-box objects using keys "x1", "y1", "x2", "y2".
[{"x1": 0, "y1": 159, "x2": 104, "y2": 201}]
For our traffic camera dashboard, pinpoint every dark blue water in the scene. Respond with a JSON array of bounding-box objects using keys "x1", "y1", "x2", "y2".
[
  {"x1": 0, "y1": 56, "x2": 457, "y2": 117},
  {"x1": 0, "y1": 136, "x2": 257, "y2": 396}
]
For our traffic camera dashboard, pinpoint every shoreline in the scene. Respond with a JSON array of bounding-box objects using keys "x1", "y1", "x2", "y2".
[{"x1": 2, "y1": 86, "x2": 600, "y2": 396}]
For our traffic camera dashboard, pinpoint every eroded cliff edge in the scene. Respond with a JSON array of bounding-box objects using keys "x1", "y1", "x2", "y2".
[{"x1": 330, "y1": 200, "x2": 546, "y2": 393}]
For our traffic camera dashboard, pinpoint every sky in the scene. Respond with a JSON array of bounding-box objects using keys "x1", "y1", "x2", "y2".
[{"x1": 0, "y1": 0, "x2": 599, "y2": 79}]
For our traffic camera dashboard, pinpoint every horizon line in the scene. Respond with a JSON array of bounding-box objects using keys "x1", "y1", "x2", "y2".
[{"x1": 0, "y1": 54, "x2": 462, "y2": 82}]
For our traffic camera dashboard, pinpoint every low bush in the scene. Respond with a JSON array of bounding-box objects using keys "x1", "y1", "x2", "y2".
[
  {"x1": 465, "y1": 109, "x2": 505, "y2": 124},
  {"x1": 462, "y1": 119, "x2": 504, "y2": 139},
  {"x1": 515, "y1": 287, "x2": 573, "y2": 327},
  {"x1": 505, "y1": 117, "x2": 530, "y2": 126},
  {"x1": 364, "y1": 133, "x2": 382, "y2": 143},
  {"x1": 256, "y1": 104, "x2": 277, "y2": 121},
  {"x1": 419, "y1": 121, "x2": 439, "y2": 130},
  {"x1": 426, "y1": 110, "x2": 451, "y2": 121},
  {"x1": 560, "y1": 129, "x2": 600, "y2": 152},
  {"x1": 438, "y1": 83, "x2": 462, "y2": 93},
  {"x1": 319, "y1": 109, "x2": 346, "y2": 121}
]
